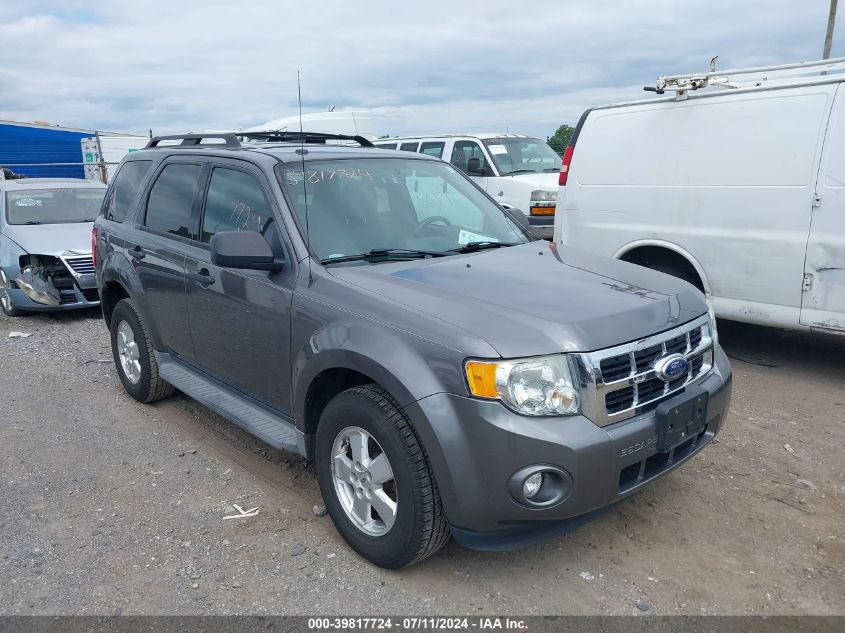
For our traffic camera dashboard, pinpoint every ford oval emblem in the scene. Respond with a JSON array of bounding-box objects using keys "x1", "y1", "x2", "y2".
[{"x1": 654, "y1": 353, "x2": 689, "y2": 381}]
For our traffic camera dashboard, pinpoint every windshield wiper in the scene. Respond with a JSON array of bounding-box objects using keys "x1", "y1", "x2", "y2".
[
  {"x1": 448, "y1": 241, "x2": 519, "y2": 253},
  {"x1": 23, "y1": 220, "x2": 42, "y2": 225},
  {"x1": 503, "y1": 169, "x2": 537, "y2": 175},
  {"x1": 320, "y1": 248, "x2": 448, "y2": 265}
]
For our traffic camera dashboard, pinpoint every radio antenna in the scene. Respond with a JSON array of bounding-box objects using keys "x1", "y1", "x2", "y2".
[{"x1": 297, "y1": 70, "x2": 312, "y2": 284}]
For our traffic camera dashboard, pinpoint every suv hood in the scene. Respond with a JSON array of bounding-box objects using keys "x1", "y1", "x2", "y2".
[
  {"x1": 327, "y1": 242, "x2": 707, "y2": 357},
  {"x1": 2, "y1": 222, "x2": 93, "y2": 257}
]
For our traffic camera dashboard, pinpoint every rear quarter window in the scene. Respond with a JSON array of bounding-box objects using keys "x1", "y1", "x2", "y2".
[
  {"x1": 103, "y1": 160, "x2": 153, "y2": 222},
  {"x1": 144, "y1": 163, "x2": 202, "y2": 239}
]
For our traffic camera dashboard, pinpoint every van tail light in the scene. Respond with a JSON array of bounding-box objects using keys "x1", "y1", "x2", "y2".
[
  {"x1": 559, "y1": 145, "x2": 574, "y2": 186},
  {"x1": 91, "y1": 226, "x2": 98, "y2": 267}
]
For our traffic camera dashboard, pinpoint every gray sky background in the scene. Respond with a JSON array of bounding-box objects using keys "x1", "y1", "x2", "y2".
[{"x1": 1, "y1": 1, "x2": 843, "y2": 139}]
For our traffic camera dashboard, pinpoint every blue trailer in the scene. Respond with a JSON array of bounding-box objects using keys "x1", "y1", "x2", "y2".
[{"x1": 0, "y1": 120, "x2": 93, "y2": 178}]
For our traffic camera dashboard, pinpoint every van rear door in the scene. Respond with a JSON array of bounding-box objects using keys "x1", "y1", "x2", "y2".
[{"x1": 802, "y1": 85, "x2": 845, "y2": 332}]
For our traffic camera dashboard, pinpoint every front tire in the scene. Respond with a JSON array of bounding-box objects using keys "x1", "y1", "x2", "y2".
[
  {"x1": 109, "y1": 298, "x2": 174, "y2": 403},
  {"x1": 316, "y1": 384, "x2": 450, "y2": 568},
  {"x1": 0, "y1": 270, "x2": 22, "y2": 317}
]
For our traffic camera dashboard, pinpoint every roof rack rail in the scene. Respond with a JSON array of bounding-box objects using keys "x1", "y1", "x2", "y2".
[
  {"x1": 145, "y1": 133, "x2": 242, "y2": 149},
  {"x1": 240, "y1": 130, "x2": 374, "y2": 147},
  {"x1": 645, "y1": 56, "x2": 845, "y2": 100}
]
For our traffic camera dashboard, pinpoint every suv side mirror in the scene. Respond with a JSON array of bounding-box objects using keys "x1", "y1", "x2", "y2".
[
  {"x1": 466, "y1": 157, "x2": 487, "y2": 176},
  {"x1": 502, "y1": 206, "x2": 532, "y2": 233},
  {"x1": 210, "y1": 231, "x2": 285, "y2": 271}
]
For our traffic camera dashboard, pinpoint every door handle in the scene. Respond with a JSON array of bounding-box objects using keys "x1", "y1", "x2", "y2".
[
  {"x1": 187, "y1": 268, "x2": 215, "y2": 287},
  {"x1": 128, "y1": 246, "x2": 145, "y2": 260}
]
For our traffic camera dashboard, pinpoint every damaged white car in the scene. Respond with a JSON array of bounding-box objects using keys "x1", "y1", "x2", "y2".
[{"x1": 0, "y1": 177, "x2": 106, "y2": 316}]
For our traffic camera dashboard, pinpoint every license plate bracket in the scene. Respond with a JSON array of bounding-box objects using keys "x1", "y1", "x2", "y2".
[{"x1": 655, "y1": 387, "x2": 709, "y2": 452}]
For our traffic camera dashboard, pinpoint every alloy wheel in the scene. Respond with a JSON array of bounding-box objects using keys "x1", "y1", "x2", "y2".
[
  {"x1": 330, "y1": 426, "x2": 398, "y2": 536},
  {"x1": 116, "y1": 320, "x2": 142, "y2": 384},
  {"x1": 0, "y1": 270, "x2": 12, "y2": 313}
]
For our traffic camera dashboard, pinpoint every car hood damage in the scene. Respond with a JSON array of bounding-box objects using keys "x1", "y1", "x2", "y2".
[
  {"x1": 2, "y1": 223, "x2": 95, "y2": 307},
  {"x1": 327, "y1": 242, "x2": 709, "y2": 357},
  {"x1": 2, "y1": 222, "x2": 93, "y2": 257}
]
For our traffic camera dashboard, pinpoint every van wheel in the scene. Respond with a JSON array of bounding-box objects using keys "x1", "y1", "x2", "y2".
[
  {"x1": 110, "y1": 298, "x2": 175, "y2": 403},
  {"x1": 316, "y1": 384, "x2": 450, "y2": 568},
  {"x1": 0, "y1": 270, "x2": 22, "y2": 317}
]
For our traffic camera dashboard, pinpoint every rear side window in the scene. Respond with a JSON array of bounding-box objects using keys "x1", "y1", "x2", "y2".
[
  {"x1": 419, "y1": 142, "x2": 444, "y2": 158},
  {"x1": 103, "y1": 160, "x2": 152, "y2": 222},
  {"x1": 200, "y1": 168, "x2": 274, "y2": 243},
  {"x1": 375, "y1": 143, "x2": 397, "y2": 149},
  {"x1": 399, "y1": 142, "x2": 419, "y2": 152},
  {"x1": 144, "y1": 163, "x2": 202, "y2": 239}
]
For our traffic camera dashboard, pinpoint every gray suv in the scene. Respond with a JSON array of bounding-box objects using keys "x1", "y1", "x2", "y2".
[{"x1": 94, "y1": 132, "x2": 732, "y2": 568}]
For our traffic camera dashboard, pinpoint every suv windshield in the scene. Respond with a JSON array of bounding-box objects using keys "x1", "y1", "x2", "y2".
[
  {"x1": 482, "y1": 137, "x2": 561, "y2": 176},
  {"x1": 277, "y1": 158, "x2": 528, "y2": 261},
  {"x1": 5, "y1": 188, "x2": 105, "y2": 225}
]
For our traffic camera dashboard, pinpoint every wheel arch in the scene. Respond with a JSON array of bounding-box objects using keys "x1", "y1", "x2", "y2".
[
  {"x1": 293, "y1": 322, "x2": 463, "y2": 440},
  {"x1": 296, "y1": 351, "x2": 418, "y2": 438},
  {"x1": 614, "y1": 239, "x2": 711, "y2": 295},
  {"x1": 100, "y1": 279, "x2": 130, "y2": 326},
  {"x1": 98, "y1": 256, "x2": 163, "y2": 348}
]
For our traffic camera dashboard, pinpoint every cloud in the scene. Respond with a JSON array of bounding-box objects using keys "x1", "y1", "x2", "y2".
[{"x1": 0, "y1": 0, "x2": 840, "y2": 138}]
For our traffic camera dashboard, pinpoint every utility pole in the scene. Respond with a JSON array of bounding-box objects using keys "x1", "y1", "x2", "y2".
[{"x1": 824, "y1": 0, "x2": 838, "y2": 59}]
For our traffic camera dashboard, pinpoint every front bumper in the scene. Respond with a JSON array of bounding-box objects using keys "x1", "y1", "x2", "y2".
[
  {"x1": 1, "y1": 260, "x2": 100, "y2": 313},
  {"x1": 527, "y1": 215, "x2": 553, "y2": 240},
  {"x1": 5, "y1": 285, "x2": 100, "y2": 312},
  {"x1": 404, "y1": 345, "x2": 732, "y2": 550}
]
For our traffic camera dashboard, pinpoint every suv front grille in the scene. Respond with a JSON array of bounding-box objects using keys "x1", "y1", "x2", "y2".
[{"x1": 578, "y1": 315, "x2": 714, "y2": 427}]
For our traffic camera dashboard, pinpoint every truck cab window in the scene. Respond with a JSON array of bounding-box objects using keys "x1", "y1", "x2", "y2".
[{"x1": 450, "y1": 141, "x2": 489, "y2": 174}]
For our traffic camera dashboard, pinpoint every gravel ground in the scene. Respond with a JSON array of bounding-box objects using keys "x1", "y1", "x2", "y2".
[{"x1": 0, "y1": 308, "x2": 843, "y2": 615}]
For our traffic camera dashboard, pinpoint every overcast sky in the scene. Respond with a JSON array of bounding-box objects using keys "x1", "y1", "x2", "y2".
[{"x1": 1, "y1": 1, "x2": 843, "y2": 139}]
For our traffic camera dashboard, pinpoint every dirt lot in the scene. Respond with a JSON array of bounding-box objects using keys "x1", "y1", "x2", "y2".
[{"x1": 0, "y1": 308, "x2": 842, "y2": 616}]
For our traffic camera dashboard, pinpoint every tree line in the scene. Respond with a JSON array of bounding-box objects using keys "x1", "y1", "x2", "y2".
[{"x1": 546, "y1": 124, "x2": 574, "y2": 156}]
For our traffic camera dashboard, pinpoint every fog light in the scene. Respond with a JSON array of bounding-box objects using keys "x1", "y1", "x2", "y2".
[
  {"x1": 523, "y1": 472, "x2": 543, "y2": 499},
  {"x1": 508, "y1": 465, "x2": 572, "y2": 508}
]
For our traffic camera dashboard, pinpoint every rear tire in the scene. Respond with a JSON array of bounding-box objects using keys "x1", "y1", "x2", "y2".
[
  {"x1": 110, "y1": 298, "x2": 175, "y2": 403},
  {"x1": 0, "y1": 270, "x2": 22, "y2": 317},
  {"x1": 316, "y1": 384, "x2": 450, "y2": 568}
]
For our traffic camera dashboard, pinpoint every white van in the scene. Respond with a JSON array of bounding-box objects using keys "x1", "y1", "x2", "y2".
[
  {"x1": 375, "y1": 134, "x2": 561, "y2": 238},
  {"x1": 554, "y1": 58, "x2": 845, "y2": 335}
]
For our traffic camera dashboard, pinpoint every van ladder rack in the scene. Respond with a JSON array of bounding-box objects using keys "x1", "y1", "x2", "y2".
[
  {"x1": 240, "y1": 131, "x2": 374, "y2": 147},
  {"x1": 645, "y1": 56, "x2": 845, "y2": 100}
]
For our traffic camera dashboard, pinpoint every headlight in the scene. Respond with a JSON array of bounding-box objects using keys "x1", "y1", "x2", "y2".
[
  {"x1": 706, "y1": 301, "x2": 719, "y2": 346},
  {"x1": 465, "y1": 355, "x2": 580, "y2": 416},
  {"x1": 530, "y1": 189, "x2": 557, "y2": 202}
]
